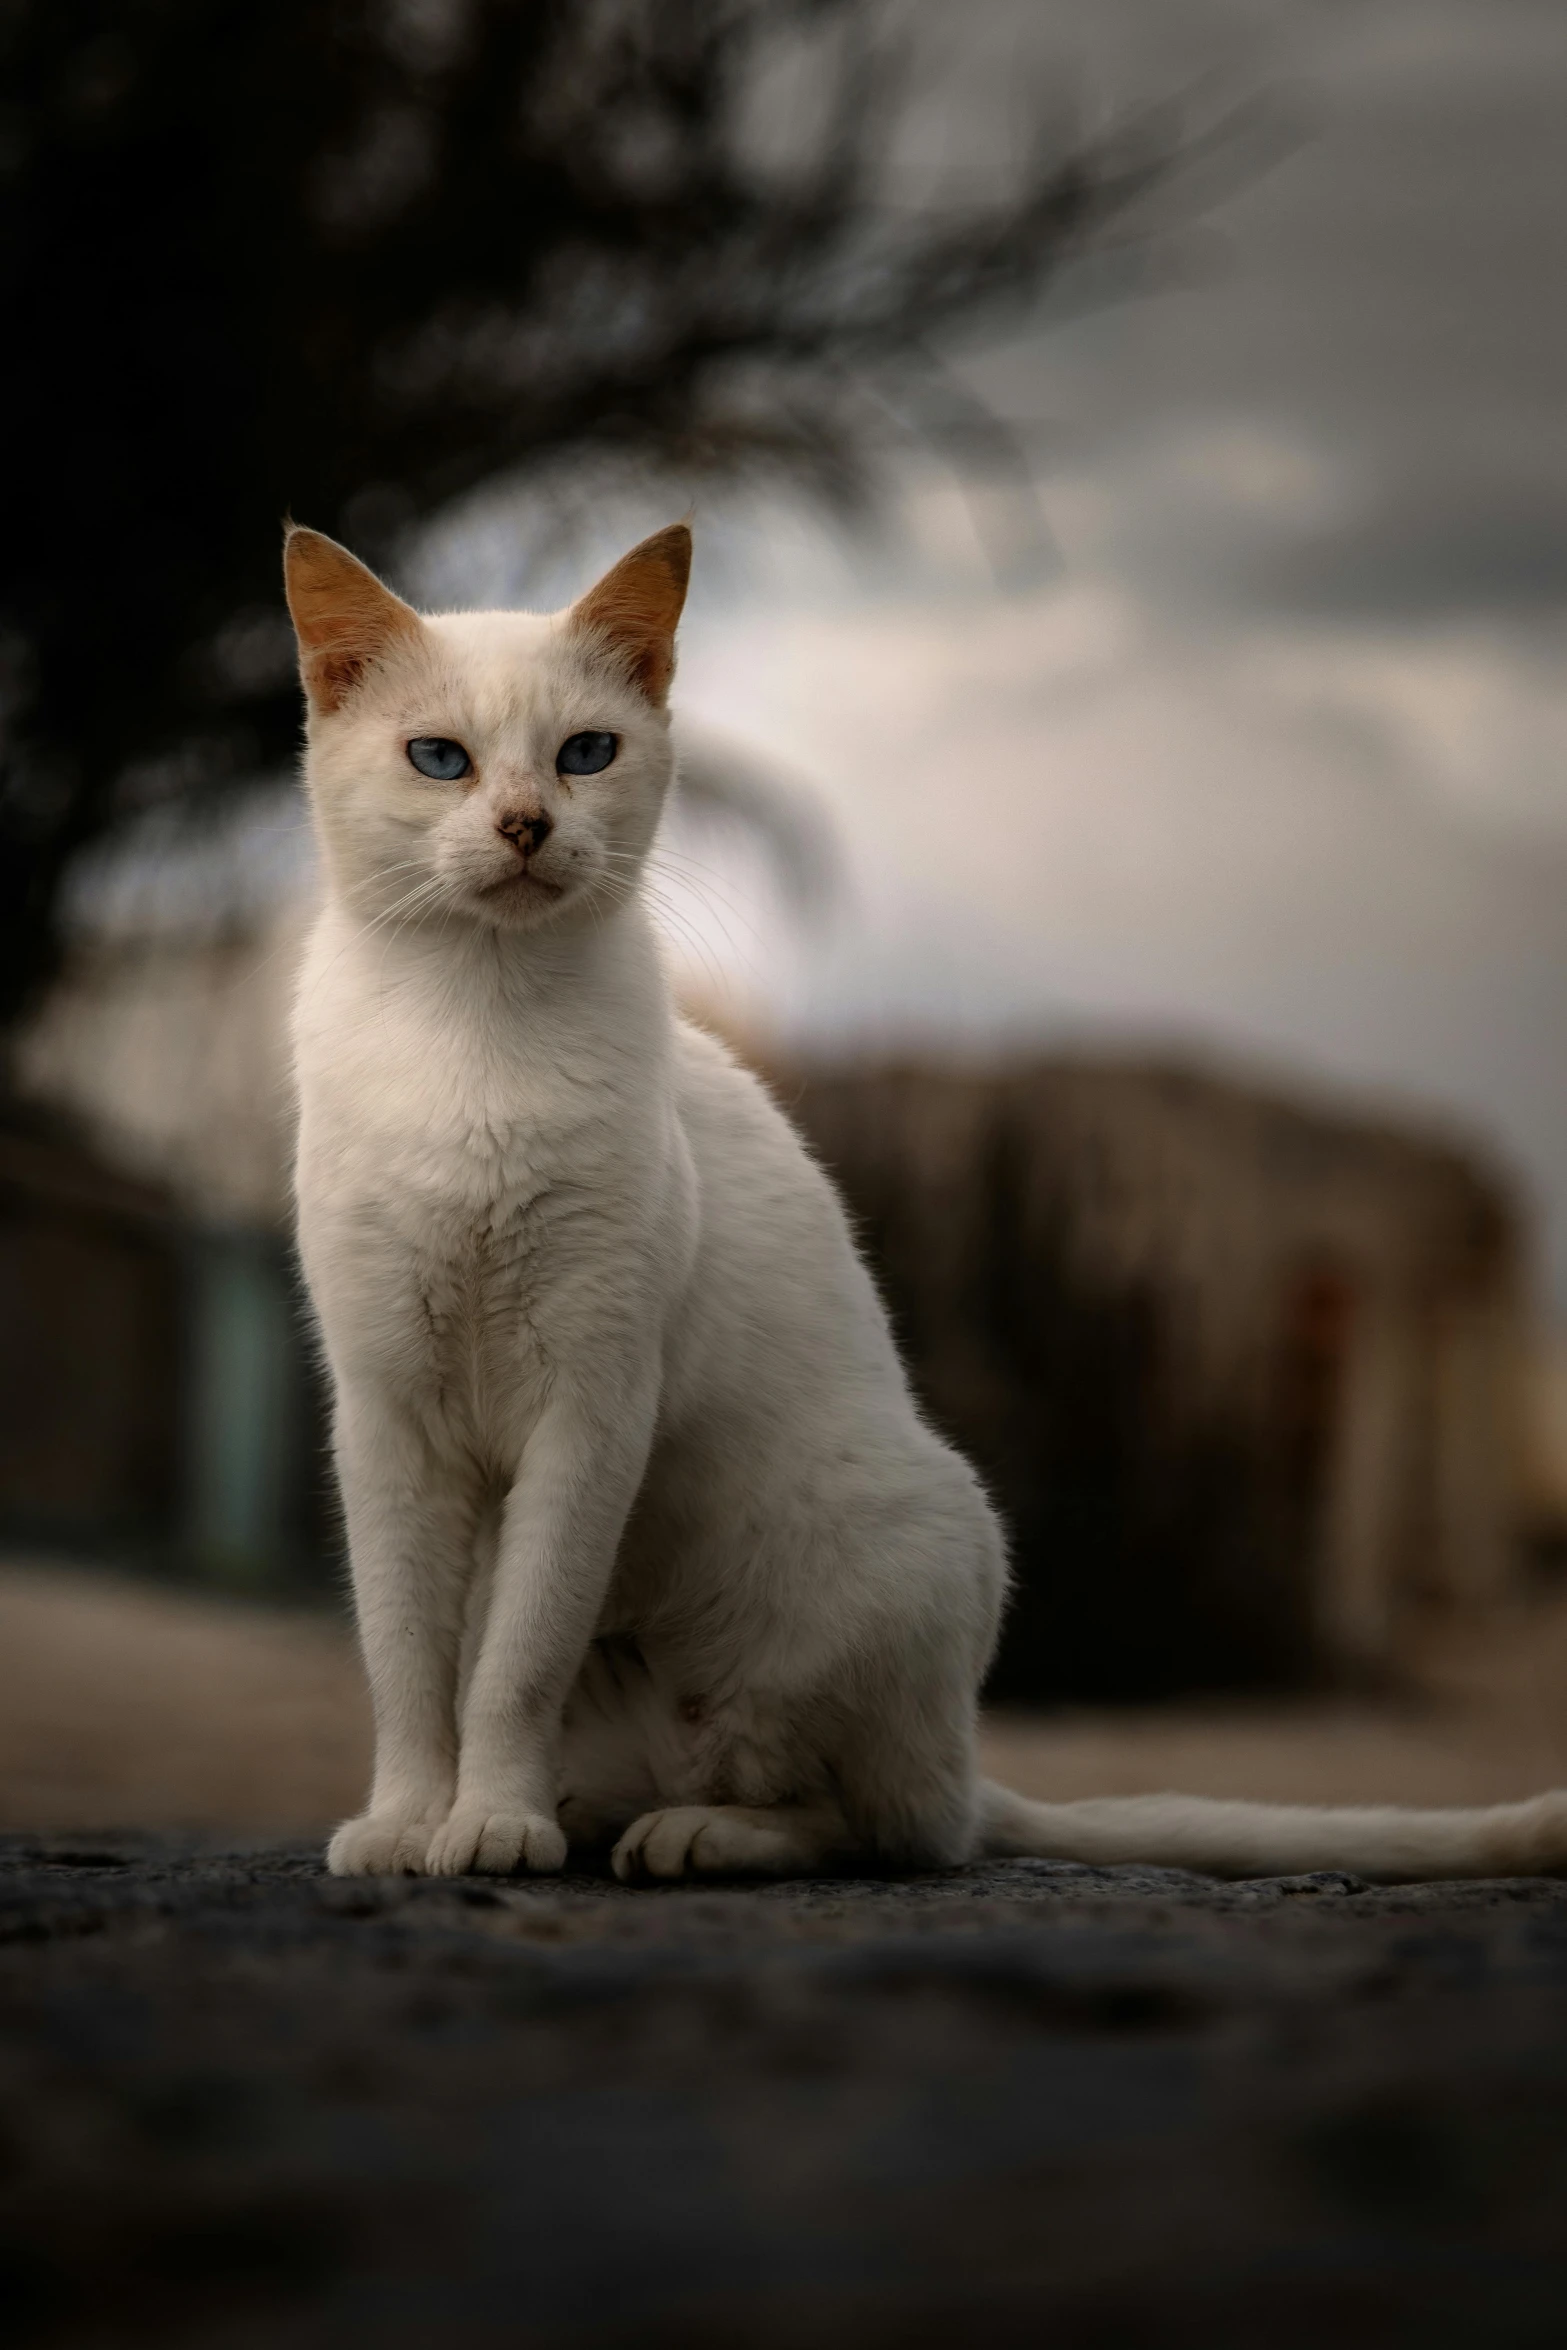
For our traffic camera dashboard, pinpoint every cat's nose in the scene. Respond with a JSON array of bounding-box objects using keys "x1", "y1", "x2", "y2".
[{"x1": 496, "y1": 807, "x2": 553, "y2": 859}]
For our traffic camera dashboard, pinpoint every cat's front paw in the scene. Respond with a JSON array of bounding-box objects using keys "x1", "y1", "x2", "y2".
[
  {"x1": 425, "y1": 1805, "x2": 568, "y2": 1877},
  {"x1": 327, "y1": 1805, "x2": 446, "y2": 1877}
]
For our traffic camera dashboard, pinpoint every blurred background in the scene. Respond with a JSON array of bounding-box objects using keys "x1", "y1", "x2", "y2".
[{"x1": 4, "y1": 0, "x2": 1567, "y2": 1836}]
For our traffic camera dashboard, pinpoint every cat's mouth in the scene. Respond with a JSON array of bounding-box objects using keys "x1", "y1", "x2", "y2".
[{"x1": 481, "y1": 868, "x2": 565, "y2": 903}]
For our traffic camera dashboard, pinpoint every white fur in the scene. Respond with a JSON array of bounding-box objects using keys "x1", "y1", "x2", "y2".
[{"x1": 293, "y1": 560, "x2": 1567, "y2": 1886}]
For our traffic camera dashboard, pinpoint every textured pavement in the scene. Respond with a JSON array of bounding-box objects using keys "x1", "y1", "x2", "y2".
[{"x1": 4, "y1": 1837, "x2": 1567, "y2": 2347}]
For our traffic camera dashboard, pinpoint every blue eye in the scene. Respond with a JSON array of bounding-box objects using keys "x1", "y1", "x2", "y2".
[
  {"x1": 557, "y1": 731, "x2": 617, "y2": 776},
  {"x1": 407, "y1": 737, "x2": 472, "y2": 781}
]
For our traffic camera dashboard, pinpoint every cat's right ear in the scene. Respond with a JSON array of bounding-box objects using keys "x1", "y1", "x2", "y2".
[{"x1": 283, "y1": 525, "x2": 423, "y2": 713}]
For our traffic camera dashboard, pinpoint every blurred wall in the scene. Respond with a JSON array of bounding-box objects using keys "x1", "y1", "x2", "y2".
[
  {"x1": 0, "y1": 1104, "x2": 328, "y2": 1590},
  {"x1": 792, "y1": 1056, "x2": 1528, "y2": 1700}
]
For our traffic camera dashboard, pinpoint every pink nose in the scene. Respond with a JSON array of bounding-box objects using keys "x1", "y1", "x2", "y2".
[{"x1": 496, "y1": 809, "x2": 552, "y2": 858}]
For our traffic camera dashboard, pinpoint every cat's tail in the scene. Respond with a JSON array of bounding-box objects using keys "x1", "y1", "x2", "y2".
[{"x1": 977, "y1": 1778, "x2": 1567, "y2": 1882}]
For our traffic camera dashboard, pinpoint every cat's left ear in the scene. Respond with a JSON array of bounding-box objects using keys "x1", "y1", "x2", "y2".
[
  {"x1": 283, "y1": 524, "x2": 423, "y2": 713},
  {"x1": 568, "y1": 523, "x2": 691, "y2": 707}
]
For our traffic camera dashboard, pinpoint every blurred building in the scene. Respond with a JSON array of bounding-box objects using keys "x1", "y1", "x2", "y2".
[
  {"x1": 793, "y1": 1059, "x2": 1533, "y2": 1700},
  {"x1": 0, "y1": 1108, "x2": 181, "y2": 1556},
  {"x1": 8, "y1": 790, "x2": 326, "y2": 1587},
  {"x1": 0, "y1": 1103, "x2": 326, "y2": 1589}
]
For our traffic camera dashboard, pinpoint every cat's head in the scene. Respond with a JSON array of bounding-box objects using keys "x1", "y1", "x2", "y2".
[{"x1": 283, "y1": 523, "x2": 690, "y2": 935}]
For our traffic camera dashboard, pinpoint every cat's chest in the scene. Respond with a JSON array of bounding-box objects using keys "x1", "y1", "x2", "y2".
[
  {"x1": 308, "y1": 1098, "x2": 629, "y2": 1383},
  {"x1": 375, "y1": 1182, "x2": 580, "y2": 1454},
  {"x1": 316, "y1": 1017, "x2": 628, "y2": 1245},
  {"x1": 296, "y1": 946, "x2": 670, "y2": 1417},
  {"x1": 411, "y1": 1204, "x2": 543, "y2": 1370},
  {"x1": 381, "y1": 1135, "x2": 599, "y2": 1339}
]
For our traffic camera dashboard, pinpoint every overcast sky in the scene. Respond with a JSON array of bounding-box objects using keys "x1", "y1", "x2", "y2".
[{"x1": 449, "y1": 1, "x2": 1567, "y2": 1298}]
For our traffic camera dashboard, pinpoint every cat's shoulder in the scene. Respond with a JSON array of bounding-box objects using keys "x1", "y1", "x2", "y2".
[
  {"x1": 672, "y1": 1015, "x2": 783, "y2": 1119},
  {"x1": 670, "y1": 1016, "x2": 825, "y2": 1173}
]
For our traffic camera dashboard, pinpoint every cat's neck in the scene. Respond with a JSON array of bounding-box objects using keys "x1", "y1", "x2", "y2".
[{"x1": 308, "y1": 886, "x2": 671, "y2": 1075}]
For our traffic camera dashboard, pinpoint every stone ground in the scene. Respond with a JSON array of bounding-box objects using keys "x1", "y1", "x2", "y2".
[
  {"x1": 5, "y1": 1839, "x2": 1567, "y2": 2348},
  {"x1": 6, "y1": 1562, "x2": 1567, "y2": 2345}
]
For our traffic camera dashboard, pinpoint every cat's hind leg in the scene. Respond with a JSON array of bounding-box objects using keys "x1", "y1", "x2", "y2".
[
  {"x1": 555, "y1": 1637, "x2": 664, "y2": 1853},
  {"x1": 604, "y1": 1681, "x2": 978, "y2": 1882},
  {"x1": 611, "y1": 1802, "x2": 851, "y2": 1882},
  {"x1": 608, "y1": 1613, "x2": 987, "y2": 1884}
]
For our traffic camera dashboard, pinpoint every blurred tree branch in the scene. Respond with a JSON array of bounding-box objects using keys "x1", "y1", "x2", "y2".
[{"x1": 0, "y1": 0, "x2": 1247, "y2": 1029}]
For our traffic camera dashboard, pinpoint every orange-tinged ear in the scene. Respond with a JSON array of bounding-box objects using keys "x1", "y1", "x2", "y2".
[
  {"x1": 283, "y1": 525, "x2": 422, "y2": 713},
  {"x1": 568, "y1": 523, "x2": 691, "y2": 706}
]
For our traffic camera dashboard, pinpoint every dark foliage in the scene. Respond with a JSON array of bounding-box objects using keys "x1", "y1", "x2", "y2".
[{"x1": 0, "y1": 0, "x2": 1201, "y2": 1029}]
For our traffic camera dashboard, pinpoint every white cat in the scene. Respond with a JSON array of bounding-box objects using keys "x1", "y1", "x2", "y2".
[{"x1": 286, "y1": 521, "x2": 1567, "y2": 1885}]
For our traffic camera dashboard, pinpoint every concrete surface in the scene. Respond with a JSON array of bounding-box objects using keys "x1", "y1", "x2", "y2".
[{"x1": 4, "y1": 1837, "x2": 1567, "y2": 2347}]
